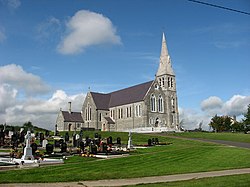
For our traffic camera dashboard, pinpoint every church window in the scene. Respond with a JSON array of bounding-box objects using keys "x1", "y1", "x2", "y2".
[
  {"x1": 86, "y1": 104, "x2": 92, "y2": 121},
  {"x1": 168, "y1": 77, "x2": 170, "y2": 88},
  {"x1": 171, "y1": 78, "x2": 174, "y2": 88},
  {"x1": 118, "y1": 108, "x2": 123, "y2": 119},
  {"x1": 99, "y1": 113, "x2": 102, "y2": 121},
  {"x1": 129, "y1": 106, "x2": 132, "y2": 117},
  {"x1": 126, "y1": 107, "x2": 129, "y2": 118},
  {"x1": 135, "y1": 104, "x2": 142, "y2": 117},
  {"x1": 171, "y1": 98, "x2": 175, "y2": 112},
  {"x1": 162, "y1": 77, "x2": 165, "y2": 86},
  {"x1": 150, "y1": 94, "x2": 156, "y2": 112},
  {"x1": 159, "y1": 78, "x2": 162, "y2": 87},
  {"x1": 158, "y1": 95, "x2": 164, "y2": 113}
]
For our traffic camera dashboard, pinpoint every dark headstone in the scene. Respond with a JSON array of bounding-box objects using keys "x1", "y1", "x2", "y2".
[
  {"x1": 4, "y1": 129, "x2": 9, "y2": 137},
  {"x1": 155, "y1": 138, "x2": 159, "y2": 145},
  {"x1": 100, "y1": 142, "x2": 107, "y2": 153},
  {"x1": 152, "y1": 138, "x2": 155, "y2": 145},
  {"x1": 19, "y1": 131, "x2": 25, "y2": 143},
  {"x1": 80, "y1": 141, "x2": 85, "y2": 152},
  {"x1": 45, "y1": 130, "x2": 50, "y2": 137},
  {"x1": 40, "y1": 133, "x2": 44, "y2": 145},
  {"x1": 148, "y1": 139, "x2": 152, "y2": 146},
  {"x1": 54, "y1": 140, "x2": 60, "y2": 148},
  {"x1": 89, "y1": 144, "x2": 97, "y2": 154},
  {"x1": 107, "y1": 136, "x2": 112, "y2": 145},
  {"x1": 117, "y1": 137, "x2": 121, "y2": 145},
  {"x1": 0, "y1": 129, "x2": 4, "y2": 146},
  {"x1": 94, "y1": 133, "x2": 99, "y2": 139},
  {"x1": 65, "y1": 132, "x2": 69, "y2": 142},
  {"x1": 46, "y1": 144, "x2": 54, "y2": 154},
  {"x1": 60, "y1": 142, "x2": 67, "y2": 153},
  {"x1": 73, "y1": 134, "x2": 77, "y2": 147},
  {"x1": 31, "y1": 143, "x2": 38, "y2": 155}
]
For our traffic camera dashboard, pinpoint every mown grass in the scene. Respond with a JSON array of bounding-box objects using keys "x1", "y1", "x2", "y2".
[
  {"x1": 1, "y1": 132, "x2": 250, "y2": 183},
  {"x1": 128, "y1": 173, "x2": 250, "y2": 187},
  {"x1": 168, "y1": 132, "x2": 250, "y2": 143}
]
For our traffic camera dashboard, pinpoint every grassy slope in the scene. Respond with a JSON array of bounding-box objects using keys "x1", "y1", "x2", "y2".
[
  {"x1": 1, "y1": 132, "x2": 250, "y2": 183},
  {"x1": 169, "y1": 132, "x2": 250, "y2": 143}
]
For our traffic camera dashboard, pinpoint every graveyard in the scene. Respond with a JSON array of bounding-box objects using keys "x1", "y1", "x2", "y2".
[{"x1": 0, "y1": 129, "x2": 250, "y2": 185}]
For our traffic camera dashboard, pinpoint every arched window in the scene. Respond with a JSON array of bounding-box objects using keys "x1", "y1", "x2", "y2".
[
  {"x1": 171, "y1": 98, "x2": 175, "y2": 112},
  {"x1": 150, "y1": 94, "x2": 156, "y2": 112},
  {"x1": 168, "y1": 77, "x2": 170, "y2": 88},
  {"x1": 158, "y1": 95, "x2": 164, "y2": 112},
  {"x1": 86, "y1": 104, "x2": 91, "y2": 121},
  {"x1": 162, "y1": 77, "x2": 165, "y2": 87},
  {"x1": 99, "y1": 113, "x2": 102, "y2": 121},
  {"x1": 159, "y1": 78, "x2": 162, "y2": 87}
]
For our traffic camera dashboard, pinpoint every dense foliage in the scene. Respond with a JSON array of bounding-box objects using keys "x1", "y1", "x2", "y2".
[{"x1": 209, "y1": 104, "x2": 250, "y2": 132}]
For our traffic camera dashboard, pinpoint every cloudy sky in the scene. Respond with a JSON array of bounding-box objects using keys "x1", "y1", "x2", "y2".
[{"x1": 0, "y1": 0, "x2": 250, "y2": 130}]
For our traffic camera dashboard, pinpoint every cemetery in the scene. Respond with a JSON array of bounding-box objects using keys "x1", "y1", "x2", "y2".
[{"x1": 0, "y1": 126, "x2": 170, "y2": 169}]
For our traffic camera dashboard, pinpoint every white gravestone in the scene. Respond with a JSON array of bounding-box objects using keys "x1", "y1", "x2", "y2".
[
  {"x1": 42, "y1": 139, "x2": 48, "y2": 148},
  {"x1": 127, "y1": 131, "x2": 133, "y2": 149},
  {"x1": 21, "y1": 131, "x2": 34, "y2": 160}
]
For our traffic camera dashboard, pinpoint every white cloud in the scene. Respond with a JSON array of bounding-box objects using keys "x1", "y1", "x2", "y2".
[
  {"x1": 0, "y1": 64, "x2": 50, "y2": 96},
  {"x1": 0, "y1": 64, "x2": 86, "y2": 130},
  {"x1": 201, "y1": 96, "x2": 223, "y2": 116},
  {"x1": 57, "y1": 10, "x2": 121, "y2": 55},
  {"x1": 181, "y1": 95, "x2": 250, "y2": 130}
]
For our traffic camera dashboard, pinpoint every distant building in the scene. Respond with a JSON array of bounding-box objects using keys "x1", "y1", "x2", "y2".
[
  {"x1": 56, "y1": 102, "x2": 84, "y2": 132},
  {"x1": 82, "y1": 33, "x2": 179, "y2": 132}
]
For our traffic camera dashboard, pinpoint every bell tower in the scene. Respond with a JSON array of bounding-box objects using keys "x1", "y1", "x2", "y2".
[{"x1": 156, "y1": 33, "x2": 179, "y2": 129}]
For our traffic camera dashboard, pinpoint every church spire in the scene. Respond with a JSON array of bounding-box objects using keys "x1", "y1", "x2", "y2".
[{"x1": 156, "y1": 32, "x2": 175, "y2": 77}]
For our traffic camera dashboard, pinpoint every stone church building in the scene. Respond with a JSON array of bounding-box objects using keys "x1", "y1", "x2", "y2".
[{"x1": 56, "y1": 33, "x2": 179, "y2": 132}]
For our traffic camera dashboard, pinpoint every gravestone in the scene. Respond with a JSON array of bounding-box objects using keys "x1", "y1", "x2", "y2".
[
  {"x1": 127, "y1": 131, "x2": 133, "y2": 149},
  {"x1": 89, "y1": 144, "x2": 97, "y2": 154},
  {"x1": 40, "y1": 133, "x2": 44, "y2": 145},
  {"x1": 152, "y1": 138, "x2": 155, "y2": 145},
  {"x1": 60, "y1": 142, "x2": 67, "y2": 153},
  {"x1": 117, "y1": 137, "x2": 121, "y2": 145},
  {"x1": 46, "y1": 144, "x2": 54, "y2": 154},
  {"x1": 148, "y1": 139, "x2": 152, "y2": 146},
  {"x1": 19, "y1": 131, "x2": 25, "y2": 143},
  {"x1": 65, "y1": 132, "x2": 69, "y2": 142},
  {"x1": 100, "y1": 142, "x2": 107, "y2": 153},
  {"x1": 155, "y1": 138, "x2": 159, "y2": 145},
  {"x1": 94, "y1": 133, "x2": 99, "y2": 139},
  {"x1": 42, "y1": 139, "x2": 48, "y2": 148},
  {"x1": 54, "y1": 140, "x2": 60, "y2": 148},
  {"x1": 21, "y1": 131, "x2": 34, "y2": 160},
  {"x1": 0, "y1": 129, "x2": 4, "y2": 146},
  {"x1": 80, "y1": 141, "x2": 85, "y2": 153},
  {"x1": 107, "y1": 136, "x2": 113, "y2": 145},
  {"x1": 31, "y1": 143, "x2": 38, "y2": 155},
  {"x1": 45, "y1": 130, "x2": 50, "y2": 137}
]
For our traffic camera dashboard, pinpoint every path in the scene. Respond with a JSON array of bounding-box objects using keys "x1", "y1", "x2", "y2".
[
  {"x1": 1, "y1": 168, "x2": 250, "y2": 187},
  {"x1": 153, "y1": 133, "x2": 250, "y2": 149}
]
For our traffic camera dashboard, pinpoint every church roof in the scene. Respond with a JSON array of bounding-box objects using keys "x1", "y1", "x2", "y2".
[
  {"x1": 90, "y1": 80, "x2": 153, "y2": 110},
  {"x1": 61, "y1": 111, "x2": 84, "y2": 123}
]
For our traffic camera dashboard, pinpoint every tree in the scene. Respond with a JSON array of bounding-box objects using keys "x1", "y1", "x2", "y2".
[
  {"x1": 209, "y1": 115, "x2": 233, "y2": 132},
  {"x1": 242, "y1": 104, "x2": 250, "y2": 132}
]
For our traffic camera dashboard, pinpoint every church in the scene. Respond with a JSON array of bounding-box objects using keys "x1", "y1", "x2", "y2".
[{"x1": 56, "y1": 33, "x2": 179, "y2": 132}]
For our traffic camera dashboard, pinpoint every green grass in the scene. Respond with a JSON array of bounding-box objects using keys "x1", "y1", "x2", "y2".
[
  {"x1": 168, "y1": 132, "x2": 250, "y2": 143},
  {"x1": 0, "y1": 132, "x2": 250, "y2": 183},
  {"x1": 128, "y1": 173, "x2": 250, "y2": 187}
]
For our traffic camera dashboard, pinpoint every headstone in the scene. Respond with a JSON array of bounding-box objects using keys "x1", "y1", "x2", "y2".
[
  {"x1": 107, "y1": 136, "x2": 113, "y2": 145},
  {"x1": 65, "y1": 132, "x2": 69, "y2": 142},
  {"x1": 54, "y1": 140, "x2": 60, "y2": 148},
  {"x1": 40, "y1": 133, "x2": 44, "y2": 145},
  {"x1": 148, "y1": 139, "x2": 152, "y2": 146},
  {"x1": 80, "y1": 141, "x2": 85, "y2": 153},
  {"x1": 4, "y1": 129, "x2": 9, "y2": 137},
  {"x1": 21, "y1": 131, "x2": 34, "y2": 160},
  {"x1": 100, "y1": 142, "x2": 107, "y2": 153},
  {"x1": 31, "y1": 143, "x2": 38, "y2": 155},
  {"x1": 73, "y1": 134, "x2": 77, "y2": 147},
  {"x1": 42, "y1": 139, "x2": 48, "y2": 148},
  {"x1": 46, "y1": 144, "x2": 54, "y2": 154},
  {"x1": 94, "y1": 133, "x2": 99, "y2": 139},
  {"x1": 45, "y1": 130, "x2": 50, "y2": 137},
  {"x1": 89, "y1": 144, "x2": 97, "y2": 154},
  {"x1": 117, "y1": 137, "x2": 121, "y2": 145},
  {"x1": 155, "y1": 138, "x2": 159, "y2": 145},
  {"x1": 19, "y1": 131, "x2": 25, "y2": 143},
  {"x1": 127, "y1": 131, "x2": 133, "y2": 149},
  {"x1": 60, "y1": 142, "x2": 67, "y2": 153},
  {"x1": 0, "y1": 129, "x2": 4, "y2": 146}
]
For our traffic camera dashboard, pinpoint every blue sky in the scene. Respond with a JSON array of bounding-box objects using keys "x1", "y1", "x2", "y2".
[{"x1": 0, "y1": 0, "x2": 250, "y2": 130}]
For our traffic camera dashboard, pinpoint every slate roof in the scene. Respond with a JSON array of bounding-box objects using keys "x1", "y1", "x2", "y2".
[
  {"x1": 62, "y1": 111, "x2": 84, "y2": 123},
  {"x1": 90, "y1": 80, "x2": 153, "y2": 110},
  {"x1": 104, "y1": 117, "x2": 115, "y2": 124}
]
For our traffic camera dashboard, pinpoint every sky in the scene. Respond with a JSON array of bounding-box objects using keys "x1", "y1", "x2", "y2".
[{"x1": 0, "y1": 0, "x2": 250, "y2": 130}]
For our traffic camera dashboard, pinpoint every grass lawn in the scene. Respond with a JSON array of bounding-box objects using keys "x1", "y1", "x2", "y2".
[
  {"x1": 128, "y1": 173, "x2": 250, "y2": 187},
  {"x1": 1, "y1": 132, "x2": 250, "y2": 183},
  {"x1": 168, "y1": 132, "x2": 250, "y2": 143}
]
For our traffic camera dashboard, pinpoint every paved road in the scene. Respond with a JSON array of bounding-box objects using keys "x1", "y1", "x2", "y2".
[
  {"x1": 1, "y1": 168, "x2": 250, "y2": 187},
  {"x1": 153, "y1": 133, "x2": 250, "y2": 149}
]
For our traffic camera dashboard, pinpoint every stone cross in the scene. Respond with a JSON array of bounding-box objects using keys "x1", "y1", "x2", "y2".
[{"x1": 21, "y1": 130, "x2": 34, "y2": 160}]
